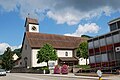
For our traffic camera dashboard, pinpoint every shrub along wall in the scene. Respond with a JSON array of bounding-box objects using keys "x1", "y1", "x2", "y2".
[{"x1": 11, "y1": 67, "x2": 50, "y2": 74}]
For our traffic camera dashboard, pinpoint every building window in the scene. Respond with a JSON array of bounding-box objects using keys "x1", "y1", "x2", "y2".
[
  {"x1": 65, "y1": 52, "x2": 68, "y2": 56},
  {"x1": 117, "y1": 21, "x2": 120, "y2": 29},
  {"x1": 94, "y1": 39, "x2": 99, "y2": 48},
  {"x1": 100, "y1": 38, "x2": 106, "y2": 46},
  {"x1": 88, "y1": 41, "x2": 94, "y2": 49},
  {"x1": 20, "y1": 62, "x2": 22, "y2": 65},
  {"x1": 110, "y1": 23, "x2": 117, "y2": 31},
  {"x1": 116, "y1": 52, "x2": 120, "y2": 60},
  {"x1": 101, "y1": 53, "x2": 108, "y2": 62},
  {"x1": 25, "y1": 45, "x2": 27, "y2": 50},
  {"x1": 113, "y1": 33, "x2": 119, "y2": 43},
  {"x1": 81, "y1": 58, "x2": 83, "y2": 61},
  {"x1": 95, "y1": 55, "x2": 101, "y2": 63},
  {"x1": 89, "y1": 56, "x2": 95, "y2": 63},
  {"x1": 106, "y1": 35, "x2": 112, "y2": 45},
  {"x1": 108, "y1": 51, "x2": 115, "y2": 61}
]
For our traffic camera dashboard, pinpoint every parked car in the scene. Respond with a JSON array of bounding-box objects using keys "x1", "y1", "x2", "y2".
[
  {"x1": 6, "y1": 70, "x2": 11, "y2": 73},
  {"x1": 0, "y1": 69, "x2": 6, "y2": 76}
]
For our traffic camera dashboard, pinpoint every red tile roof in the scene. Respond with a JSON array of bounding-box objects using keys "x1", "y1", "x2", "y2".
[
  {"x1": 24, "y1": 17, "x2": 39, "y2": 27},
  {"x1": 25, "y1": 32, "x2": 87, "y2": 49}
]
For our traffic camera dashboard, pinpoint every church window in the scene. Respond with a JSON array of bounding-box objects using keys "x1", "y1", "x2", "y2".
[
  {"x1": 25, "y1": 45, "x2": 27, "y2": 50},
  {"x1": 65, "y1": 52, "x2": 68, "y2": 56}
]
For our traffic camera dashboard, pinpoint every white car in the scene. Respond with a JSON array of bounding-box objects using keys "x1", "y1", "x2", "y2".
[
  {"x1": 0, "y1": 69, "x2": 6, "y2": 76},
  {"x1": 6, "y1": 70, "x2": 11, "y2": 73}
]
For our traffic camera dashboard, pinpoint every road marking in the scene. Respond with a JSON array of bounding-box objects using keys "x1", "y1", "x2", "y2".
[{"x1": 10, "y1": 74, "x2": 45, "y2": 80}]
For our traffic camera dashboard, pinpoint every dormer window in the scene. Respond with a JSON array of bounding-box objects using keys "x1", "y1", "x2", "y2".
[{"x1": 65, "y1": 52, "x2": 68, "y2": 56}]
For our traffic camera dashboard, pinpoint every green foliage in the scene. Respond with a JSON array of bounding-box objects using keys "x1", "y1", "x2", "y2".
[
  {"x1": 0, "y1": 55, "x2": 3, "y2": 60},
  {"x1": 76, "y1": 48, "x2": 82, "y2": 58},
  {"x1": 77, "y1": 42, "x2": 88, "y2": 58},
  {"x1": 39, "y1": 66, "x2": 49, "y2": 70},
  {"x1": 37, "y1": 43, "x2": 58, "y2": 67},
  {"x1": 81, "y1": 35, "x2": 92, "y2": 38},
  {"x1": 1, "y1": 47, "x2": 14, "y2": 70},
  {"x1": 76, "y1": 42, "x2": 88, "y2": 65},
  {"x1": 74, "y1": 65, "x2": 90, "y2": 69},
  {"x1": 13, "y1": 48, "x2": 21, "y2": 57}
]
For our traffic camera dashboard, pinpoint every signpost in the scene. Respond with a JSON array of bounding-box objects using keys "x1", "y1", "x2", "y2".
[{"x1": 48, "y1": 61, "x2": 55, "y2": 74}]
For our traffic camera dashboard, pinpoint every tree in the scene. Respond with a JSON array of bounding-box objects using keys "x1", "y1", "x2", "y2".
[
  {"x1": 76, "y1": 42, "x2": 88, "y2": 65},
  {"x1": 13, "y1": 48, "x2": 21, "y2": 57},
  {"x1": 37, "y1": 43, "x2": 58, "y2": 67},
  {"x1": 1, "y1": 47, "x2": 14, "y2": 70},
  {"x1": 81, "y1": 35, "x2": 93, "y2": 38}
]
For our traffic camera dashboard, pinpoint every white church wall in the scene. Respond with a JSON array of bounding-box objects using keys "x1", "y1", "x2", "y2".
[
  {"x1": 57, "y1": 50, "x2": 73, "y2": 57},
  {"x1": 31, "y1": 49, "x2": 47, "y2": 67},
  {"x1": 31, "y1": 49, "x2": 73, "y2": 67}
]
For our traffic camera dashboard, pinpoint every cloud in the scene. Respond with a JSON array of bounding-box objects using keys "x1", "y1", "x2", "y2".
[
  {"x1": 0, "y1": 0, "x2": 120, "y2": 25},
  {"x1": 64, "y1": 23, "x2": 100, "y2": 37},
  {"x1": 0, "y1": 43, "x2": 21, "y2": 55},
  {"x1": 47, "y1": 6, "x2": 112, "y2": 25},
  {"x1": 47, "y1": 8, "x2": 81, "y2": 25}
]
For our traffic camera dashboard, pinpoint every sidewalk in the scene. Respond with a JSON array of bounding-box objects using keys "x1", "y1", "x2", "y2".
[
  {"x1": 38, "y1": 73, "x2": 120, "y2": 80},
  {"x1": 39, "y1": 73, "x2": 112, "y2": 80}
]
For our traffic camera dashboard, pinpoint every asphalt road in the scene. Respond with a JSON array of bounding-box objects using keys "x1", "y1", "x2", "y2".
[{"x1": 0, "y1": 73, "x2": 96, "y2": 80}]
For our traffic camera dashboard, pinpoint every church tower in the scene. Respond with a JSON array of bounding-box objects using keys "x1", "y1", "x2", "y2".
[{"x1": 24, "y1": 17, "x2": 39, "y2": 33}]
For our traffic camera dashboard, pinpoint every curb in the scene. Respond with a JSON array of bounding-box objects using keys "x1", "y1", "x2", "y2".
[{"x1": 38, "y1": 73, "x2": 106, "y2": 80}]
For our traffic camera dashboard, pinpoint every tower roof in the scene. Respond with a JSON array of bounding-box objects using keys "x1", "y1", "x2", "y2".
[{"x1": 24, "y1": 17, "x2": 39, "y2": 27}]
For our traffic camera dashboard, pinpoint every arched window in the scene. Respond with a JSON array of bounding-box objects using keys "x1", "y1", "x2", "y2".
[
  {"x1": 24, "y1": 57, "x2": 28, "y2": 68},
  {"x1": 25, "y1": 45, "x2": 27, "y2": 50},
  {"x1": 65, "y1": 52, "x2": 68, "y2": 56}
]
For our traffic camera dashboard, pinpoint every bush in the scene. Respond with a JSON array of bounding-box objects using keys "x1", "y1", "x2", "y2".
[
  {"x1": 54, "y1": 65, "x2": 60, "y2": 74},
  {"x1": 74, "y1": 65, "x2": 90, "y2": 69},
  {"x1": 32, "y1": 66, "x2": 50, "y2": 74},
  {"x1": 61, "y1": 64, "x2": 68, "y2": 74}
]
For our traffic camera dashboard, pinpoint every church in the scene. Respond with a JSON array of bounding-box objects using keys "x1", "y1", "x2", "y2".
[{"x1": 20, "y1": 17, "x2": 87, "y2": 68}]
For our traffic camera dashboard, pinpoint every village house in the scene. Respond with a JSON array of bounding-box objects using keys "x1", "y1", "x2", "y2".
[{"x1": 20, "y1": 17, "x2": 87, "y2": 68}]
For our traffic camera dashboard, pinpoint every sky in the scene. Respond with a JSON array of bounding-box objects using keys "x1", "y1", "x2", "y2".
[{"x1": 0, "y1": 0, "x2": 120, "y2": 55}]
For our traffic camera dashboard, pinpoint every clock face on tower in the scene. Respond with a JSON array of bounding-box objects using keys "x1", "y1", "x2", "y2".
[{"x1": 31, "y1": 26, "x2": 37, "y2": 31}]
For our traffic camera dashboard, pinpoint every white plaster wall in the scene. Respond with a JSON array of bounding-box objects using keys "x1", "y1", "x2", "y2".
[
  {"x1": 28, "y1": 24, "x2": 39, "y2": 33},
  {"x1": 32, "y1": 49, "x2": 47, "y2": 67},
  {"x1": 21, "y1": 37, "x2": 32, "y2": 68},
  {"x1": 57, "y1": 50, "x2": 73, "y2": 57},
  {"x1": 31, "y1": 49, "x2": 73, "y2": 67},
  {"x1": 79, "y1": 58, "x2": 89, "y2": 65},
  {"x1": 13, "y1": 54, "x2": 19, "y2": 61}
]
